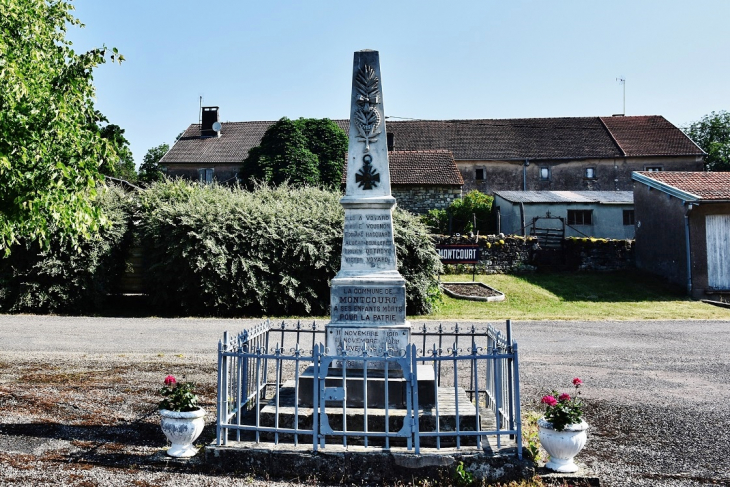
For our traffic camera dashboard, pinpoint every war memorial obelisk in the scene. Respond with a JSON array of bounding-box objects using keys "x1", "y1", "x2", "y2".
[{"x1": 326, "y1": 50, "x2": 410, "y2": 367}]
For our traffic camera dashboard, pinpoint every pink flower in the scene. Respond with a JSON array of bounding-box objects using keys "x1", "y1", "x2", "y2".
[
  {"x1": 541, "y1": 395, "x2": 558, "y2": 407},
  {"x1": 164, "y1": 375, "x2": 176, "y2": 386},
  {"x1": 572, "y1": 377, "x2": 582, "y2": 386},
  {"x1": 559, "y1": 393, "x2": 571, "y2": 401}
]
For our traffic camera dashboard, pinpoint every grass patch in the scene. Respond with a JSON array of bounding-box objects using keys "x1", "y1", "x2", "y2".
[{"x1": 429, "y1": 270, "x2": 730, "y2": 321}]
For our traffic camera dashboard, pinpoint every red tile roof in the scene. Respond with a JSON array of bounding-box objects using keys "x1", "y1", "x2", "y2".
[
  {"x1": 634, "y1": 171, "x2": 730, "y2": 200},
  {"x1": 161, "y1": 116, "x2": 702, "y2": 165},
  {"x1": 342, "y1": 150, "x2": 463, "y2": 186},
  {"x1": 600, "y1": 116, "x2": 704, "y2": 157},
  {"x1": 387, "y1": 117, "x2": 624, "y2": 160}
]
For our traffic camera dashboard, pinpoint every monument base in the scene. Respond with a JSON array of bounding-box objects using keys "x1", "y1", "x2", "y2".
[{"x1": 297, "y1": 365, "x2": 435, "y2": 408}]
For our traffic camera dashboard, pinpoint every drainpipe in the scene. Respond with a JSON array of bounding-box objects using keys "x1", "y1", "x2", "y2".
[
  {"x1": 684, "y1": 203, "x2": 693, "y2": 295},
  {"x1": 523, "y1": 159, "x2": 529, "y2": 191}
]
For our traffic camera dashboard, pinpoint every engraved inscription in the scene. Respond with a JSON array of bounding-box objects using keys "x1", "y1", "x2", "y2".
[
  {"x1": 331, "y1": 285, "x2": 406, "y2": 324},
  {"x1": 327, "y1": 326, "x2": 410, "y2": 368}
]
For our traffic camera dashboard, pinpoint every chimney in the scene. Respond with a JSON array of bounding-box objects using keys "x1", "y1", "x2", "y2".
[
  {"x1": 201, "y1": 106, "x2": 220, "y2": 137},
  {"x1": 387, "y1": 132, "x2": 394, "y2": 151}
]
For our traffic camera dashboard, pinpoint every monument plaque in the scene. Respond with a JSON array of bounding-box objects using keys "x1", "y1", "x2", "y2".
[{"x1": 325, "y1": 50, "x2": 409, "y2": 369}]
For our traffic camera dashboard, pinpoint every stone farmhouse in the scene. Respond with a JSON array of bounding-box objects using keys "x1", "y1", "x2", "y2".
[{"x1": 160, "y1": 107, "x2": 703, "y2": 213}]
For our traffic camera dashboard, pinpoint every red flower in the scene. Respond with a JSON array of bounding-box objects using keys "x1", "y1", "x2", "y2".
[
  {"x1": 559, "y1": 393, "x2": 571, "y2": 401},
  {"x1": 541, "y1": 395, "x2": 558, "y2": 407},
  {"x1": 164, "y1": 375, "x2": 176, "y2": 386},
  {"x1": 572, "y1": 377, "x2": 582, "y2": 386}
]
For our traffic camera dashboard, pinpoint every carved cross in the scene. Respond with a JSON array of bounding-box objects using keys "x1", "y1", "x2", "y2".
[{"x1": 356, "y1": 160, "x2": 380, "y2": 190}]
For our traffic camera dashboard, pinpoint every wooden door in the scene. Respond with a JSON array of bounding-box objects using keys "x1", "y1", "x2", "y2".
[{"x1": 706, "y1": 214, "x2": 730, "y2": 290}]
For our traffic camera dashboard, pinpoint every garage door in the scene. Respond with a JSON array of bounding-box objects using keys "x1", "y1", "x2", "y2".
[{"x1": 706, "y1": 214, "x2": 730, "y2": 290}]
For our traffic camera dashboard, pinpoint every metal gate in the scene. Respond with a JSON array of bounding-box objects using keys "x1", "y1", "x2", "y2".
[{"x1": 316, "y1": 344, "x2": 417, "y2": 450}]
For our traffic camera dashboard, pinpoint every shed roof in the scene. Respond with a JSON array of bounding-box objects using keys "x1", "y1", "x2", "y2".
[
  {"x1": 160, "y1": 115, "x2": 702, "y2": 166},
  {"x1": 494, "y1": 191, "x2": 634, "y2": 204},
  {"x1": 632, "y1": 171, "x2": 730, "y2": 202}
]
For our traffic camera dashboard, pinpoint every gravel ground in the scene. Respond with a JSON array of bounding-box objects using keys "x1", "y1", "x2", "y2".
[{"x1": 1, "y1": 315, "x2": 729, "y2": 486}]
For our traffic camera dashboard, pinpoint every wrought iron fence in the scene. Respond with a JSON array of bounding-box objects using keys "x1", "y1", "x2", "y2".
[{"x1": 216, "y1": 319, "x2": 522, "y2": 458}]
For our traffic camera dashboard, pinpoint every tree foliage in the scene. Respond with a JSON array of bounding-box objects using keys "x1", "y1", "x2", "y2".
[
  {"x1": 241, "y1": 117, "x2": 347, "y2": 188},
  {"x1": 423, "y1": 190, "x2": 494, "y2": 235},
  {"x1": 0, "y1": 0, "x2": 122, "y2": 255},
  {"x1": 138, "y1": 143, "x2": 169, "y2": 184},
  {"x1": 294, "y1": 118, "x2": 348, "y2": 188},
  {"x1": 683, "y1": 111, "x2": 730, "y2": 172},
  {"x1": 0, "y1": 0, "x2": 123, "y2": 255},
  {"x1": 98, "y1": 120, "x2": 136, "y2": 181}
]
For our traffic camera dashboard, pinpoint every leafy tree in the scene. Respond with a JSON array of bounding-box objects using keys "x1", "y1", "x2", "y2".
[
  {"x1": 0, "y1": 0, "x2": 123, "y2": 254},
  {"x1": 422, "y1": 190, "x2": 494, "y2": 235},
  {"x1": 294, "y1": 118, "x2": 348, "y2": 188},
  {"x1": 241, "y1": 117, "x2": 347, "y2": 188},
  {"x1": 683, "y1": 111, "x2": 730, "y2": 171},
  {"x1": 139, "y1": 143, "x2": 169, "y2": 184},
  {"x1": 98, "y1": 121, "x2": 136, "y2": 181},
  {"x1": 241, "y1": 117, "x2": 320, "y2": 187}
]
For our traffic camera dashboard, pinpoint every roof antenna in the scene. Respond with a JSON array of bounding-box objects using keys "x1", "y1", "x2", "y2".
[{"x1": 616, "y1": 77, "x2": 625, "y2": 115}]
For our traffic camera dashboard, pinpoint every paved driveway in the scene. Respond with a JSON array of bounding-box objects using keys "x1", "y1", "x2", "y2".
[{"x1": 1, "y1": 315, "x2": 728, "y2": 486}]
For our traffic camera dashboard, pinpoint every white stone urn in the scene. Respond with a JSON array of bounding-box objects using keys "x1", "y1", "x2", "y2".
[
  {"x1": 159, "y1": 408, "x2": 205, "y2": 457},
  {"x1": 537, "y1": 418, "x2": 589, "y2": 473}
]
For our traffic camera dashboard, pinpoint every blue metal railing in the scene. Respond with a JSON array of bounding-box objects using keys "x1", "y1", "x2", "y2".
[{"x1": 216, "y1": 320, "x2": 522, "y2": 459}]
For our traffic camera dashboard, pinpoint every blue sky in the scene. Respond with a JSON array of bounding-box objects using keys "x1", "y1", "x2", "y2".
[{"x1": 67, "y1": 0, "x2": 730, "y2": 166}]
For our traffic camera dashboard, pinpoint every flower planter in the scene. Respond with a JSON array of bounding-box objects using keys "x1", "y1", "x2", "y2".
[
  {"x1": 537, "y1": 418, "x2": 589, "y2": 473},
  {"x1": 159, "y1": 408, "x2": 205, "y2": 457}
]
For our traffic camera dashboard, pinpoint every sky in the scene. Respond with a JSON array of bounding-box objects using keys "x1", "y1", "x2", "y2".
[{"x1": 67, "y1": 0, "x2": 730, "y2": 167}]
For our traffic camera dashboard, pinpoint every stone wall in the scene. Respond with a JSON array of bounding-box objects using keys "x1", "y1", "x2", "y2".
[
  {"x1": 433, "y1": 234, "x2": 538, "y2": 274},
  {"x1": 458, "y1": 156, "x2": 703, "y2": 194},
  {"x1": 393, "y1": 185, "x2": 462, "y2": 214},
  {"x1": 433, "y1": 234, "x2": 635, "y2": 274},
  {"x1": 563, "y1": 237, "x2": 635, "y2": 271}
]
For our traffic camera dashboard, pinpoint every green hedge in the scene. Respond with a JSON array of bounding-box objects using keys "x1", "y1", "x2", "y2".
[
  {"x1": 137, "y1": 181, "x2": 441, "y2": 316},
  {"x1": 0, "y1": 186, "x2": 131, "y2": 314}
]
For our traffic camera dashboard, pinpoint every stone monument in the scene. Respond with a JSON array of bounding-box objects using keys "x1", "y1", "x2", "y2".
[
  {"x1": 326, "y1": 49, "x2": 410, "y2": 367},
  {"x1": 299, "y1": 50, "x2": 434, "y2": 408}
]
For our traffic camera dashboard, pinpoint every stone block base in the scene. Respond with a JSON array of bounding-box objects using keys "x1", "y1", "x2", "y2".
[{"x1": 297, "y1": 365, "x2": 435, "y2": 408}]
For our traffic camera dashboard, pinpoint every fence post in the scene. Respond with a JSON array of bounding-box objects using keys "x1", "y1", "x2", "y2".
[
  {"x1": 312, "y1": 344, "x2": 320, "y2": 451},
  {"x1": 216, "y1": 337, "x2": 223, "y2": 446},
  {"x1": 512, "y1": 341, "x2": 523, "y2": 460},
  {"x1": 506, "y1": 319, "x2": 515, "y2": 437},
  {"x1": 410, "y1": 344, "x2": 421, "y2": 454}
]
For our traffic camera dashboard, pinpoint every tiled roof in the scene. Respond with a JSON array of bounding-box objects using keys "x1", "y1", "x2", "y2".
[
  {"x1": 495, "y1": 191, "x2": 633, "y2": 204},
  {"x1": 161, "y1": 116, "x2": 701, "y2": 165},
  {"x1": 386, "y1": 118, "x2": 624, "y2": 160},
  {"x1": 342, "y1": 150, "x2": 463, "y2": 186},
  {"x1": 161, "y1": 121, "x2": 273, "y2": 164},
  {"x1": 600, "y1": 116, "x2": 704, "y2": 157},
  {"x1": 633, "y1": 171, "x2": 730, "y2": 201}
]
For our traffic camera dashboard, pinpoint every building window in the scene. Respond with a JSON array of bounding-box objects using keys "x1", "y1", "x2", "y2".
[
  {"x1": 623, "y1": 210, "x2": 635, "y2": 225},
  {"x1": 585, "y1": 167, "x2": 596, "y2": 179},
  {"x1": 198, "y1": 168, "x2": 214, "y2": 184},
  {"x1": 645, "y1": 166, "x2": 663, "y2": 172},
  {"x1": 539, "y1": 167, "x2": 550, "y2": 180},
  {"x1": 567, "y1": 209, "x2": 593, "y2": 226},
  {"x1": 475, "y1": 168, "x2": 485, "y2": 180}
]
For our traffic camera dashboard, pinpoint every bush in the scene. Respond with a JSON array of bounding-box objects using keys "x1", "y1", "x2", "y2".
[
  {"x1": 422, "y1": 190, "x2": 494, "y2": 235},
  {"x1": 0, "y1": 185, "x2": 132, "y2": 313},
  {"x1": 137, "y1": 181, "x2": 441, "y2": 316},
  {"x1": 393, "y1": 210, "x2": 443, "y2": 314}
]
